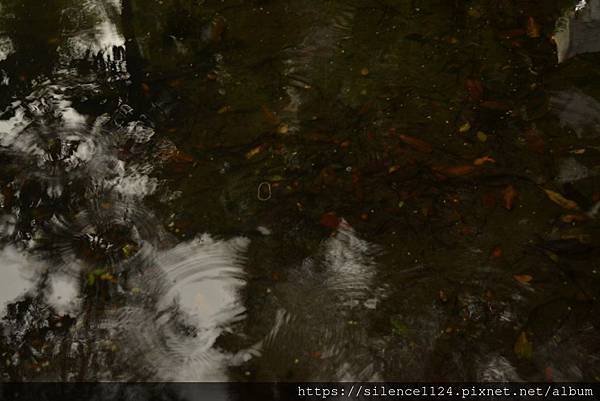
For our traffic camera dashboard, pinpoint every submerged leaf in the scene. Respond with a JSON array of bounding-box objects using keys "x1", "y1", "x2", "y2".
[
  {"x1": 320, "y1": 212, "x2": 340, "y2": 229},
  {"x1": 245, "y1": 145, "x2": 265, "y2": 159},
  {"x1": 514, "y1": 274, "x2": 533, "y2": 284},
  {"x1": 432, "y1": 165, "x2": 476, "y2": 177},
  {"x1": 543, "y1": 189, "x2": 579, "y2": 210},
  {"x1": 473, "y1": 156, "x2": 496, "y2": 166},
  {"x1": 514, "y1": 332, "x2": 533, "y2": 359},
  {"x1": 466, "y1": 79, "x2": 484, "y2": 101},
  {"x1": 526, "y1": 17, "x2": 541, "y2": 38},
  {"x1": 458, "y1": 122, "x2": 471, "y2": 133},
  {"x1": 502, "y1": 185, "x2": 518, "y2": 210},
  {"x1": 391, "y1": 316, "x2": 410, "y2": 337},
  {"x1": 398, "y1": 134, "x2": 433, "y2": 153}
]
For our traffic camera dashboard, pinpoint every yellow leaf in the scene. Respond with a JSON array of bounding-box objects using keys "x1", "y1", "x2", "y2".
[
  {"x1": 543, "y1": 189, "x2": 579, "y2": 210},
  {"x1": 388, "y1": 165, "x2": 401, "y2": 174},
  {"x1": 277, "y1": 124, "x2": 289, "y2": 134},
  {"x1": 245, "y1": 145, "x2": 264, "y2": 159},
  {"x1": 514, "y1": 274, "x2": 533, "y2": 284},
  {"x1": 459, "y1": 122, "x2": 471, "y2": 133},
  {"x1": 514, "y1": 332, "x2": 533, "y2": 359}
]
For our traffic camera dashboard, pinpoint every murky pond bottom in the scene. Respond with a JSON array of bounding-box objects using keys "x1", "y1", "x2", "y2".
[{"x1": 1, "y1": 0, "x2": 600, "y2": 383}]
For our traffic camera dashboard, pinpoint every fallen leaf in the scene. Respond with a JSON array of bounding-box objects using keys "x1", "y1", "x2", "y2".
[
  {"x1": 398, "y1": 134, "x2": 433, "y2": 153},
  {"x1": 360, "y1": 67, "x2": 369, "y2": 76},
  {"x1": 525, "y1": 130, "x2": 545, "y2": 154},
  {"x1": 261, "y1": 105, "x2": 280, "y2": 126},
  {"x1": 122, "y1": 244, "x2": 137, "y2": 258},
  {"x1": 543, "y1": 189, "x2": 579, "y2": 210},
  {"x1": 245, "y1": 145, "x2": 265, "y2": 159},
  {"x1": 526, "y1": 16, "x2": 541, "y2": 38},
  {"x1": 473, "y1": 156, "x2": 496, "y2": 166},
  {"x1": 388, "y1": 165, "x2": 401, "y2": 174},
  {"x1": 514, "y1": 274, "x2": 533, "y2": 284},
  {"x1": 209, "y1": 16, "x2": 226, "y2": 43},
  {"x1": 480, "y1": 100, "x2": 510, "y2": 110},
  {"x1": 482, "y1": 192, "x2": 497, "y2": 208},
  {"x1": 320, "y1": 212, "x2": 340, "y2": 229},
  {"x1": 500, "y1": 29, "x2": 526, "y2": 39},
  {"x1": 466, "y1": 79, "x2": 484, "y2": 101},
  {"x1": 490, "y1": 246, "x2": 503, "y2": 259},
  {"x1": 477, "y1": 131, "x2": 488, "y2": 142},
  {"x1": 560, "y1": 214, "x2": 588, "y2": 223},
  {"x1": 391, "y1": 316, "x2": 410, "y2": 337},
  {"x1": 545, "y1": 367, "x2": 553, "y2": 382},
  {"x1": 458, "y1": 122, "x2": 471, "y2": 133},
  {"x1": 277, "y1": 123, "x2": 289, "y2": 134},
  {"x1": 514, "y1": 332, "x2": 533, "y2": 359},
  {"x1": 217, "y1": 105, "x2": 231, "y2": 114},
  {"x1": 502, "y1": 185, "x2": 518, "y2": 210},
  {"x1": 433, "y1": 165, "x2": 476, "y2": 177}
]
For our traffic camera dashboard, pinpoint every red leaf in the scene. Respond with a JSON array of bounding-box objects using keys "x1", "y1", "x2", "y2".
[
  {"x1": 320, "y1": 212, "x2": 340, "y2": 229},
  {"x1": 502, "y1": 185, "x2": 518, "y2": 210},
  {"x1": 466, "y1": 79, "x2": 484, "y2": 102},
  {"x1": 480, "y1": 100, "x2": 510, "y2": 110},
  {"x1": 398, "y1": 134, "x2": 433, "y2": 153},
  {"x1": 525, "y1": 130, "x2": 545, "y2": 154},
  {"x1": 432, "y1": 165, "x2": 476, "y2": 177},
  {"x1": 490, "y1": 246, "x2": 503, "y2": 259}
]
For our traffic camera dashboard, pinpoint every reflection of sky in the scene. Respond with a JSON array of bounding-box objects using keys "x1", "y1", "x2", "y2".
[
  {"x1": 576, "y1": 0, "x2": 588, "y2": 11},
  {"x1": 0, "y1": 247, "x2": 40, "y2": 315},
  {"x1": 0, "y1": 246, "x2": 82, "y2": 317},
  {"x1": 555, "y1": 0, "x2": 600, "y2": 62},
  {"x1": 60, "y1": 0, "x2": 125, "y2": 62},
  {"x1": 0, "y1": 36, "x2": 14, "y2": 61}
]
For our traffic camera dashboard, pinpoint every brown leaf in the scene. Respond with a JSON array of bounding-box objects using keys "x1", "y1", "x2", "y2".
[
  {"x1": 209, "y1": 17, "x2": 226, "y2": 43},
  {"x1": 398, "y1": 134, "x2": 433, "y2": 153},
  {"x1": 543, "y1": 189, "x2": 579, "y2": 210},
  {"x1": 480, "y1": 100, "x2": 510, "y2": 110},
  {"x1": 277, "y1": 124, "x2": 289, "y2": 134},
  {"x1": 526, "y1": 16, "x2": 541, "y2": 38},
  {"x1": 245, "y1": 144, "x2": 265, "y2": 159},
  {"x1": 388, "y1": 165, "x2": 401, "y2": 174},
  {"x1": 514, "y1": 274, "x2": 533, "y2": 284},
  {"x1": 526, "y1": 130, "x2": 545, "y2": 154},
  {"x1": 502, "y1": 185, "x2": 518, "y2": 210},
  {"x1": 482, "y1": 192, "x2": 497, "y2": 208},
  {"x1": 261, "y1": 105, "x2": 280, "y2": 126},
  {"x1": 473, "y1": 156, "x2": 496, "y2": 166},
  {"x1": 500, "y1": 29, "x2": 526, "y2": 39},
  {"x1": 432, "y1": 165, "x2": 476, "y2": 177},
  {"x1": 217, "y1": 105, "x2": 231, "y2": 114},
  {"x1": 560, "y1": 214, "x2": 588, "y2": 223}
]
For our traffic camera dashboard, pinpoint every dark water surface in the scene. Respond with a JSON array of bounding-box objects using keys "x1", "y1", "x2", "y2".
[{"x1": 1, "y1": 0, "x2": 600, "y2": 382}]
